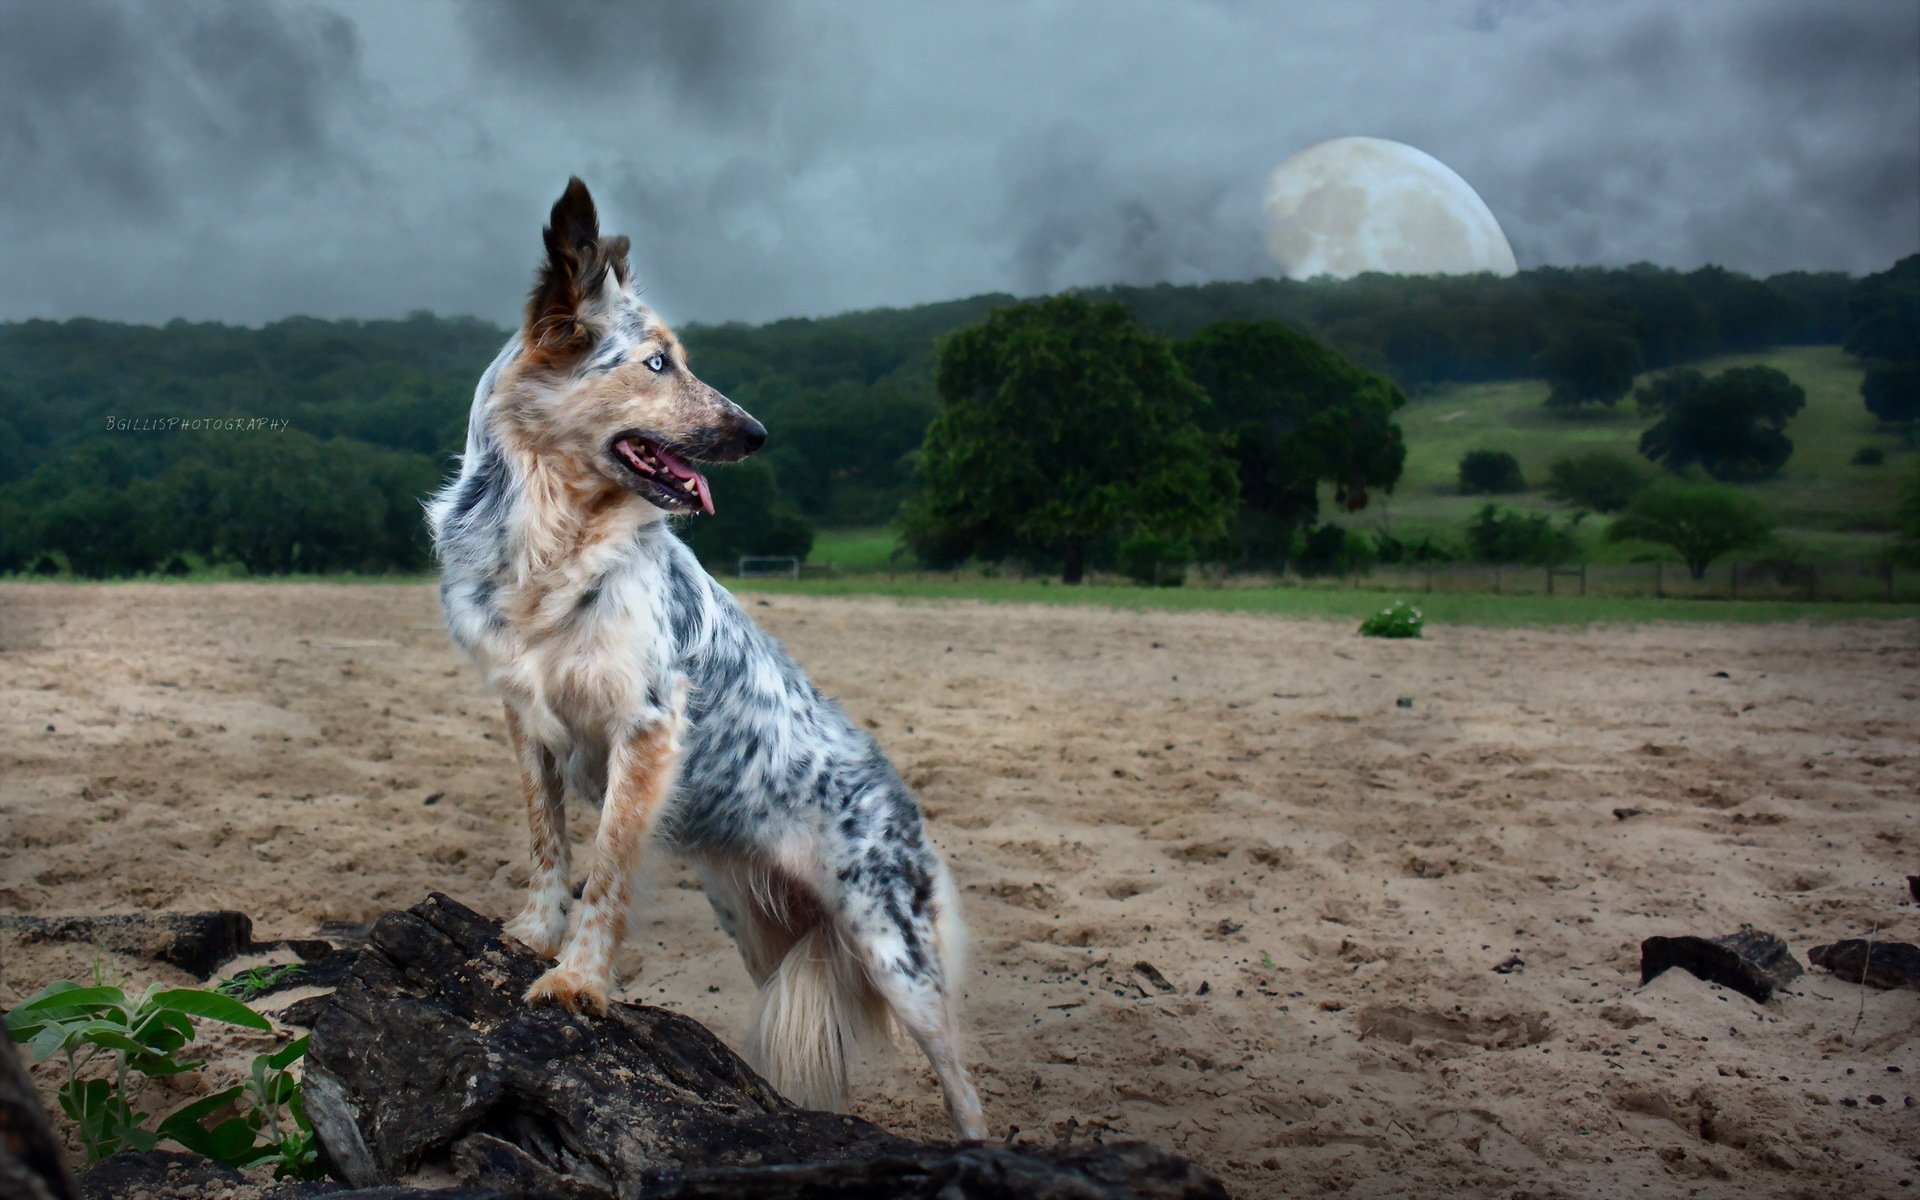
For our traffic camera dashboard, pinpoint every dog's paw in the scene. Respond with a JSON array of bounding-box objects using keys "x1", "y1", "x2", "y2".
[
  {"x1": 502, "y1": 907, "x2": 566, "y2": 960},
  {"x1": 525, "y1": 963, "x2": 609, "y2": 1014}
]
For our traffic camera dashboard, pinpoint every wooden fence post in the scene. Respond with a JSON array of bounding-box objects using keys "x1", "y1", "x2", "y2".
[{"x1": 1655, "y1": 562, "x2": 1663, "y2": 599}]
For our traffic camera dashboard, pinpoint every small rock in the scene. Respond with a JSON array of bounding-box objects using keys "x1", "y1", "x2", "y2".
[
  {"x1": 1640, "y1": 926, "x2": 1804, "y2": 1003},
  {"x1": 1133, "y1": 962, "x2": 1176, "y2": 994},
  {"x1": 423, "y1": 791, "x2": 445, "y2": 806},
  {"x1": 1395, "y1": 697, "x2": 1413, "y2": 709},
  {"x1": 1492, "y1": 955, "x2": 1525, "y2": 974},
  {"x1": 1907, "y1": 875, "x2": 1919, "y2": 905},
  {"x1": 1613, "y1": 806, "x2": 1649, "y2": 821},
  {"x1": 1808, "y1": 940, "x2": 1920, "y2": 991}
]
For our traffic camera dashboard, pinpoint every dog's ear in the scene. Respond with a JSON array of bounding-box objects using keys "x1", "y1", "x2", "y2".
[{"x1": 525, "y1": 177, "x2": 612, "y2": 366}]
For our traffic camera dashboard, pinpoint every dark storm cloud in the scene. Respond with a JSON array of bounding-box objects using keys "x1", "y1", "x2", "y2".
[
  {"x1": 455, "y1": 0, "x2": 786, "y2": 124},
  {"x1": 0, "y1": 0, "x2": 362, "y2": 218},
  {"x1": 0, "y1": 0, "x2": 1913, "y2": 326}
]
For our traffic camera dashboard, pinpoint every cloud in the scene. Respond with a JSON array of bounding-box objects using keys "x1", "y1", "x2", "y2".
[{"x1": 0, "y1": 0, "x2": 1912, "y2": 326}]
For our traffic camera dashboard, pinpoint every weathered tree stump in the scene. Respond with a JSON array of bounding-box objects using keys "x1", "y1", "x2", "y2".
[
  {"x1": 304, "y1": 893, "x2": 1227, "y2": 1199},
  {"x1": 0, "y1": 912, "x2": 256, "y2": 979}
]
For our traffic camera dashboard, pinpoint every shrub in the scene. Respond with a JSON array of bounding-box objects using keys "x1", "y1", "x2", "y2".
[
  {"x1": 1359, "y1": 601, "x2": 1424, "y2": 639},
  {"x1": 1543, "y1": 450, "x2": 1650, "y2": 512},
  {"x1": 1852, "y1": 445, "x2": 1886, "y2": 467},
  {"x1": 1466, "y1": 504, "x2": 1580, "y2": 565},
  {"x1": 5, "y1": 979, "x2": 318, "y2": 1177},
  {"x1": 1294, "y1": 523, "x2": 1374, "y2": 576},
  {"x1": 1458, "y1": 450, "x2": 1526, "y2": 495}
]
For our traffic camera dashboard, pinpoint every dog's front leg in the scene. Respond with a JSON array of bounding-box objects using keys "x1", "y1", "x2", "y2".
[
  {"x1": 500, "y1": 704, "x2": 571, "y2": 959},
  {"x1": 525, "y1": 704, "x2": 683, "y2": 1014}
]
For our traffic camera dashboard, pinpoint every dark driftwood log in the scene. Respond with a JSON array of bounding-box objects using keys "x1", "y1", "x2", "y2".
[
  {"x1": 304, "y1": 893, "x2": 1226, "y2": 1200},
  {"x1": 1808, "y1": 940, "x2": 1920, "y2": 991},
  {"x1": 1, "y1": 1018, "x2": 79, "y2": 1200},
  {"x1": 0, "y1": 912, "x2": 256, "y2": 979},
  {"x1": 1639, "y1": 926, "x2": 1804, "y2": 1003}
]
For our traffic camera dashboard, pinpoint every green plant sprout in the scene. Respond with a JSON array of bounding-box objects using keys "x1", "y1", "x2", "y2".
[{"x1": 5, "y1": 978, "x2": 318, "y2": 1178}]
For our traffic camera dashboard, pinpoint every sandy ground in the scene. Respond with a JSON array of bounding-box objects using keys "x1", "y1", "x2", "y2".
[{"x1": 1, "y1": 582, "x2": 1916, "y2": 1198}]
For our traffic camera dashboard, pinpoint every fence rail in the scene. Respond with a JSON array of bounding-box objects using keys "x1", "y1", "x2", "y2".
[{"x1": 796, "y1": 557, "x2": 1920, "y2": 605}]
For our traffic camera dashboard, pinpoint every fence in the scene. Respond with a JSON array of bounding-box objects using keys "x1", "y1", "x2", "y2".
[{"x1": 800, "y1": 557, "x2": 1920, "y2": 605}]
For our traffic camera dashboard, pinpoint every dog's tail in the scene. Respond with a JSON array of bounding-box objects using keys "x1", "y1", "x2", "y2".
[{"x1": 746, "y1": 923, "x2": 890, "y2": 1112}]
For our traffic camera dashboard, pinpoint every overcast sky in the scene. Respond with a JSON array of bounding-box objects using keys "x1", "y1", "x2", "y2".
[{"x1": 2, "y1": 0, "x2": 1915, "y2": 328}]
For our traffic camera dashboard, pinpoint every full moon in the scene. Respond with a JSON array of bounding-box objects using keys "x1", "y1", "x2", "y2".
[{"x1": 1264, "y1": 137, "x2": 1518, "y2": 279}]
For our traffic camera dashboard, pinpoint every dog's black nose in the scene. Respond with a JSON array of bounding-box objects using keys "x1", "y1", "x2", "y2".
[{"x1": 739, "y1": 418, "x2": 767, "y2": 455}]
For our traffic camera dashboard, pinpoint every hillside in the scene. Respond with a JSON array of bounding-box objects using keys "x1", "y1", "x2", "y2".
[{"x1": 1378, "y1": 345, "x2": 1906, "y2": 562}]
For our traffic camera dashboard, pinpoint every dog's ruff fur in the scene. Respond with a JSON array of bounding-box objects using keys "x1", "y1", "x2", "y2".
[{"x1": 426, "y1": 178, "x2": 984, "y2": 1139}]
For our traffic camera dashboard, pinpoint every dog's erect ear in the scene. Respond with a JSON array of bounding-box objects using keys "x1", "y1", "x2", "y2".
[
  {"x1": 546, "y1": 176, "x2": 600, "y2": 267},
  {"x1": 525, "y1": 177, "x2": 618, "y2": 366}
]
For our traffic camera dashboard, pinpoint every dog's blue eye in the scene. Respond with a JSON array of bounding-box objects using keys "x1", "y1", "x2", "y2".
[{"x1": 646, "y1": 354, "x2": 666, "y2": 373}]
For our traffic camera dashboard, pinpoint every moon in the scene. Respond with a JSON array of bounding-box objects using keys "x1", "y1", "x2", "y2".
[{"x1": 1264, "y1": 137, "x2": 1518, "y2": 279}]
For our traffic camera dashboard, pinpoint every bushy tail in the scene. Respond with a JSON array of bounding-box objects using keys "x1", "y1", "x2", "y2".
[{"x1": 745, "y1": 925, "x2": 889, "y2": 1111}]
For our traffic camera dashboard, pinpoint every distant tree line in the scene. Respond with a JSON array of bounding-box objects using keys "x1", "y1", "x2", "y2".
[{"x1": 0, "y1": 260, "x2": 1895, "y2": 578}]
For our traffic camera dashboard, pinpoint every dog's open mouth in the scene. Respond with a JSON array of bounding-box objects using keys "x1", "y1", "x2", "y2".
[{"x1": 610, "y1": 434, "x2": 714, "y2": 515}]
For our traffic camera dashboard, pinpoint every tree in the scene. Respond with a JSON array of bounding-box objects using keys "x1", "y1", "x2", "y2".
[
  {"x1": 1847, "y1": 256, "x2": 1920, "y2": 440},
  {"x1": 1458, "y1": 450, "x2": 1525, "y2": 495},
  {"x1": 1465, "y1": 505, "x2": 1579, "y2": 565},
  {"x1": 1605, "y1": 481, "x2": 1774, "y2": 580},
  {"x1": 1542, "y1": 449, "x2": 1650, "y2": 513},
  {"x1": 905, "y1": 296, "x2": 1236, "y2": 583},
  {"x1": 677, "y1": 459, "x2": 814, "y2": 568},
  {"x1": 1535, "y1": 323, "x2": 1641, "y2": 409},
  {"x1": 1637, "y1": 366, "x2": 1805, "y2": 481},
  {"x1": 1174, "y1": 320, "x2": 1404, "y2": 562}
]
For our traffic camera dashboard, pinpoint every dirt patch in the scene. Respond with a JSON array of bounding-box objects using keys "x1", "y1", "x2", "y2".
[{"x1": 2, "y1": 584, "x2": 1917, "y2": 1196}]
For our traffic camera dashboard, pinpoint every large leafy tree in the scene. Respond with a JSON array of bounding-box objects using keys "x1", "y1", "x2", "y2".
[
  {"x1": 1846, "y1": 255, "x2": 1920, "y2": 439},
  {"x1": 1174, "y1": 320, "x2": 1404, "y2": 561},
  {"x1": 1534, "y1": 323, "x2": 1642, "y2": 410},
  {"x1": 1606, "y1": 481, "x2": 1774, "y2": 580},
  {"x1": 1637, "y1": 365, "x2": 1805, "y2": 481},
  {"x1": 904, "y1": 296, "x2": 1236, "y2": 583}
]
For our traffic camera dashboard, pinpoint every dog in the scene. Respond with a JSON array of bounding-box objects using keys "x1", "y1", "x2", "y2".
[{"x1": 425, "y1": 178, "x2": 985, "y2": 1140}]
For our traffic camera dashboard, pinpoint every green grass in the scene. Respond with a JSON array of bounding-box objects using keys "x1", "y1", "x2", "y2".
[
  {"x1": 729, "y1": 576, "x2": 1917, "y2": 629},
  {"x1": 807, "y1": 526, "x2": 909, "y2": 573},
  {"x1": 1360, "y1": 345, "x2": 1911, "y2": 562}
]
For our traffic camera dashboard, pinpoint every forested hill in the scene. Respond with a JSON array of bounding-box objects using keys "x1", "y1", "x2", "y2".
[{"x1": 0, "y1": 263, "x2": 1864, "y2": 576}]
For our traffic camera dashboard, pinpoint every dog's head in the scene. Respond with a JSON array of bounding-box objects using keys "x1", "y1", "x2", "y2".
[{"x1": 496, "y1": 177, "x2": 764, "y2": 516}]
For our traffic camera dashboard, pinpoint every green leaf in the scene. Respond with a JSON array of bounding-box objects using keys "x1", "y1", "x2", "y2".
[
  {"x1": 262, "y1": 1034, "x2": 309, "y2": 1071},
  {"x1": 27, "y1": 1024, "x2": 71, "y2": 1061},
  {"x1": 157, "y1": 1085, "x2": 246, "y2": 1136},
  {"x1": 147, "y1": 989, "x2": 271, "y2": 1031},
  {"x1": 7, "y1": 985, "x2": 126, "y2": 1025}
]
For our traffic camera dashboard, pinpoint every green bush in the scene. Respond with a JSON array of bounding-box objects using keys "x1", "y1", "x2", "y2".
[
  {"x1": 5, "y1": 979, "x2": 318, "y2": 1178},
  {"x1": 1359, "y1": 601, "x2": 1424, "y2": 638},
  {"x1": 1851, "y1": 445, "x2": 1886, "y2": 467},
  {"x1": 1543, "y1": 450, "x2": 1650, "y2": 512},
  {"x1": 1458, "y1": 450, "x2": 1526, "y2": 495},
  {"x1": 1466, "y1": 505, "x2": 1581, "y2": 565}
]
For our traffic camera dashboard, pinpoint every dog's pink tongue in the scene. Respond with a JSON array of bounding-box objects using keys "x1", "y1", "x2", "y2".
[{"x1": 655, "y1": 445, "x2": 714, "y2": 516}]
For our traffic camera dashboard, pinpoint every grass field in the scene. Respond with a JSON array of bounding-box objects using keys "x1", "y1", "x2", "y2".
[
  {"x1": 1383, "y1": 344, "x2": 1910, "y2": 561},
  {"x1": 731, "y1": 575, "x2": 1917, "y2": 628},
  {"x1": 812, "y1": 346, "x2": 1913, "y2": 574}
]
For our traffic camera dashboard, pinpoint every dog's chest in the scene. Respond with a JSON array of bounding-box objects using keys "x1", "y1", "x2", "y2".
[{"x1": 459, "y1": 566, "x2": 675, "y2": 743}]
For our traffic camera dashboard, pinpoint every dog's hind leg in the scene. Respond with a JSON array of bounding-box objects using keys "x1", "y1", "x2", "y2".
[
  {"x1": 844, "y1": 855, "x2": 986, "y2": 1140},
  {"x1": 500, "y1": 704, "x2": 570, "y2": 959},
  {"x1": 526, "y1": 702, "x2": 683, "y2": 1014}
]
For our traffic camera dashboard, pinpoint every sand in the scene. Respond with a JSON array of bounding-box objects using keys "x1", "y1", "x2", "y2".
[{"x1": 1, "y1": 582, "x2": 1915, "y2": 1198}]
